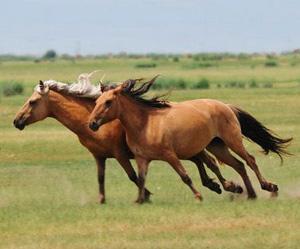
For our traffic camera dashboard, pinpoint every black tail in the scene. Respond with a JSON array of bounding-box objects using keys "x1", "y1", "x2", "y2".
[{"x1": 229, "y1": 105, "x2": 292, "y2": 162}]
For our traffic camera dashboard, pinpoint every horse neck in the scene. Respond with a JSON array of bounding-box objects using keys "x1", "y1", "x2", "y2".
[
  {"x1": 48, "y1": 91, "x2": 94, "y2": 134},
  {"x1": 117, "y1": 95, "x2": 148, "y2": 134}
]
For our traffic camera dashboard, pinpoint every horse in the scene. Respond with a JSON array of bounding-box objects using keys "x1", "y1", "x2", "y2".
[
  {"x1": 88, "y1": 76, "x2": 292, "y2": 203},
  {"x1": 13, "y1": 74, "x2": 242, "y2": 204}
]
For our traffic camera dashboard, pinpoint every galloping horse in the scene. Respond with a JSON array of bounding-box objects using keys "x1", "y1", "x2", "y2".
[
  {"x1": 13, "y1": 74, "x2": 242, "y2": 203},
  {"x1": 88, "y1": 76, "x2": 292, "y2": 203}
]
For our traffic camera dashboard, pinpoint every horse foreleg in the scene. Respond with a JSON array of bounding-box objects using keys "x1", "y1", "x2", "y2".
[
  {"x1": 135, "y1": 156, "x2": 150, "y2": 204},
  {"x1": 95, "y1": 157, "x2": 106, "y2": 204},
  {"x1": 166, "y1": 154, "x2": 203, "y2": 201},
  {"x1": 115, "y1": 154, "x2": 152, "y2": 202}
]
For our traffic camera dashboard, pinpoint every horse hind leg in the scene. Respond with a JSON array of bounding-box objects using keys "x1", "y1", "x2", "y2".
[
  {"x1": 190, "y1": 154, "x2": 222, "y2": 194},
  {"x1": 244, "y1": 152, "x2": 278, "y2": 192},
  {"x1": 207, "y1": 142, "x2": 257, "y2": 199},
  {"x1": 193, "y1": 150, "x2": 243, "y2": 194},
  {"x1": 221, "y1": 131, "x2": 278, "y2": 194}
]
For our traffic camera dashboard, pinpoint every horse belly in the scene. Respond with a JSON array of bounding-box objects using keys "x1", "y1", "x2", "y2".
[{"x1": 171, "y1": 122, "x2": 215, "y2": 159}]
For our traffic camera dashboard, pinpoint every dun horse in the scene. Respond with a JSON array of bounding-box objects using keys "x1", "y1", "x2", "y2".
[
  {"x1": 88, "y1": 76, "x2": 292, "y2": 203},
  {"x1": 13, "y1": 74, "x2": 242, "y2": 203}
]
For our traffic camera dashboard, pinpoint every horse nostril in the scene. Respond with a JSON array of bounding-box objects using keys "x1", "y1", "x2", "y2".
[
  {"x1": 89, "y1": 121, "x2": 99, "y2": 131},
  {"x1": 89, "y1": 121, "x2": 95, "y2": 129},
  {"x1": 13, "y1": 119, "x2": 17, "y2": 126}
]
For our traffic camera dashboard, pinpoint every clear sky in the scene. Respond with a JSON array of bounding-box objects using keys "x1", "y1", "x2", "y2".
[{"x1": 1, "y1": 0, "x2": 300, "y2": 55}]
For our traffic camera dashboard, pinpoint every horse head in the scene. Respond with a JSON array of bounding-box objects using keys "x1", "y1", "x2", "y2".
[{"x1": 13, "y1": 80, "x2": 50, "y2": 130}]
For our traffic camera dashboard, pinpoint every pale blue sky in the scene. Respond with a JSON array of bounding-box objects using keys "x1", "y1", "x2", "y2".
[{"x1": 1, "y1": 0, "x2": 300, "y2": 55}]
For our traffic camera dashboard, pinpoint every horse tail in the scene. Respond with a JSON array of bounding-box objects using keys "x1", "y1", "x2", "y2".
[{"x1": 229, "y1": 104, "x2": 292, "y2": 162}]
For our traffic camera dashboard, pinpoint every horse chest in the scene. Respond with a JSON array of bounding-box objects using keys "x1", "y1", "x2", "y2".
[{"x1": 126, "y1": 136, "x2": 163, "y2": 159}]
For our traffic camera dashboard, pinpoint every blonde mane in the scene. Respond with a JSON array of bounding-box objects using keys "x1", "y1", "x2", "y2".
[{"x1": 35, "y1": 71, "x2": 103, "y2": 99}]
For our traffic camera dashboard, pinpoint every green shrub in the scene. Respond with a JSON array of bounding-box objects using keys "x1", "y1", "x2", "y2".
[
  {"x1": 197, "y1": 62, "x2": 214, "y2": 68},
  {"x1": 265, "y1": 60, "x2": 278, "y2": 67},
  {"x1": 237, "y1": 82, "x2": 245, "y2": 88},
  {"x1": 192, "y1": 78, "x2": 210, "y2": 89},
  {"x1": 225, "y1": 81, "x2": 237, "y2": 88},
  {"x1": 225, "y1": 81, "x2": 245, "y2": 88},
  {"x1": 238, "y1": 53, "x2": 250, "y2": 60},
  {"x1": 249, "y1": 79, "x2": 258, "y2": 88},
  {"x1": 173, "y1": 57, "x2": 180, "y2": 62},
  {"x1": 262, "y1": 82, "x2": 273, "y2": 88},
  {"x1": 1, "y1": 81, "x2": 24, "y2": 96},
  {"x1": 151, "y1": 80, "x2": 164, "y2": 90},
  {"x1": 184, "y1": 62, "x2": 216, "y2": 69},
  {"x1": 135, "y1": 63, "x2": 157, "y2": 68},
  {"x1": 152, "y1": 78, "x2": 187, "y2": 89},
  {"x1": 192, "y1": 53, "x2": 224, "y2": 61},
  {"x1": 266, "y1": 54, "x2": 277, "y2": 59},
  {"x1": 173, "y1": 79, "x2": 187, "y2": 89}
]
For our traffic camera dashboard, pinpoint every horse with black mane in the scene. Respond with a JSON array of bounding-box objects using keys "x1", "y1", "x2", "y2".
[{"x1": 88, "y1": 76, "x2": 292, "y2": 203}]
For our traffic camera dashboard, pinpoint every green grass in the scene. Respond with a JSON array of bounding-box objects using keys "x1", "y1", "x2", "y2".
[{"x1": 0, "y1": 56, "x2": 300, "y2": 248}]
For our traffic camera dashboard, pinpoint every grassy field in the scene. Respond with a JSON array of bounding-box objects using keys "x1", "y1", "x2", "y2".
[{"x1": 0, "y1": 55, "x2": 300, "y2": 249}]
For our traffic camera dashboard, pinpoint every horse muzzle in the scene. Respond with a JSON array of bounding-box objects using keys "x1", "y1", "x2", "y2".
[
  {"x1": 13, "y1": 118, "x2": 26, "y2": 130},
  {"x1": 89, "y1": 119, "x2": 103, "y2": 131}
]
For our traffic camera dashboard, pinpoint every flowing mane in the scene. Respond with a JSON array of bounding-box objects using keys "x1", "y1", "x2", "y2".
[
  {"x1": 35, "y1": 71, "x2": 104, "y2": 99},
  {"x1": 121, "y1": 76, "x2": 170, "y2": 108},
  {"x1": 34, "y1": 72, "x2": 169, "y2": 108}
]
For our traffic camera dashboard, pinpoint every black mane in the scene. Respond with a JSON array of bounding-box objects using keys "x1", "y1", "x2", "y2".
[{"x1": 121, "y1": 75, "x2": 170, "y2": 108}]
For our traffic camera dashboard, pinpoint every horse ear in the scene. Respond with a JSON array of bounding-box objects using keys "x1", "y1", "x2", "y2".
[
  {"x1": 113, "y1": 84, "x2": 123, "y2": 95},
  {"x1": 39, "y1": 80, "x2": 44, "y2": 90},
  {"x1": 99, "y1": 81, "x2": 105, "y2": 93},
  {"x1": 38, "y1": 80, "x2": 49, "y2": 95}
]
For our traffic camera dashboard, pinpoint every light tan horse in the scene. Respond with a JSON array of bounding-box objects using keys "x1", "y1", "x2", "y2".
[
  {"x1": 13, "y1": 79, "x2": 243, "y2": 203},
  {"x1": 88, "y1": 77, "x2": 292, "y2": 203}
]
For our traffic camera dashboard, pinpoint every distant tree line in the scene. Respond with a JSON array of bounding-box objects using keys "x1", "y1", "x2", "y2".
[{"x1": 1, "y1": 49, "x2": 300, "y2": 62}]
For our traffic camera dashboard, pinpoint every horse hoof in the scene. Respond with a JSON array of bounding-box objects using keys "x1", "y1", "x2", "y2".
[
  {"x1": 272, "y1": 184, "x2": 279, "y2": 192},
  {"x1": 135, "y1": 198, "x2": 145, "y2": 204},
  {"x1": 224, "y1": 181, "x2": 243, "y2": 194},
  {"x1": 262, "y1": 182, "x2": 278, "y2": 192},
  {"x1": 195, "y1": 193, "x2": 203, "y2": 201},
  {"x1": 144, "y1": 189, "x2": 153, "y2": 202},
  {"x1": 247, "y1": 193, "x2": 257, "y2": 200},
  {"x1": 205, "y1": 180, "x2": 222, "y2": 194},
  {"x1": 235, "y1": 185, "x2": 243, "y2": 194},
  {"x1": 99, "y1": 196, "x2": 106, "y2": 204}
]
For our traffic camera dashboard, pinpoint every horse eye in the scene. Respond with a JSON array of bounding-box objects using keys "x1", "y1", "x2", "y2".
[
  {"x1": 29, "y1": 100, "x2": 37, "y2": 106},
  {"x1": 105, "y1": 100, "x2": 112, "y2": 108}
]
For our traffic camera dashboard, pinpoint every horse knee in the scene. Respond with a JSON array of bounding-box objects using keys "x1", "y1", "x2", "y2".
[
  {"x1": 246, "y1": 154, "x2": 257, "y2": 167},
  {"x1": 234, "y1": 161, "x2": 246, "y2": 173}
]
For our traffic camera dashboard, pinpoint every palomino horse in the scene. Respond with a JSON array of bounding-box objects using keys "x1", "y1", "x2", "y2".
[
  {"x1": 13, "y1": 76, "x2": 242, "y2": 203},
  {"x1": 88, "y1": 76, "x2": 292, "y2": 203}
]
